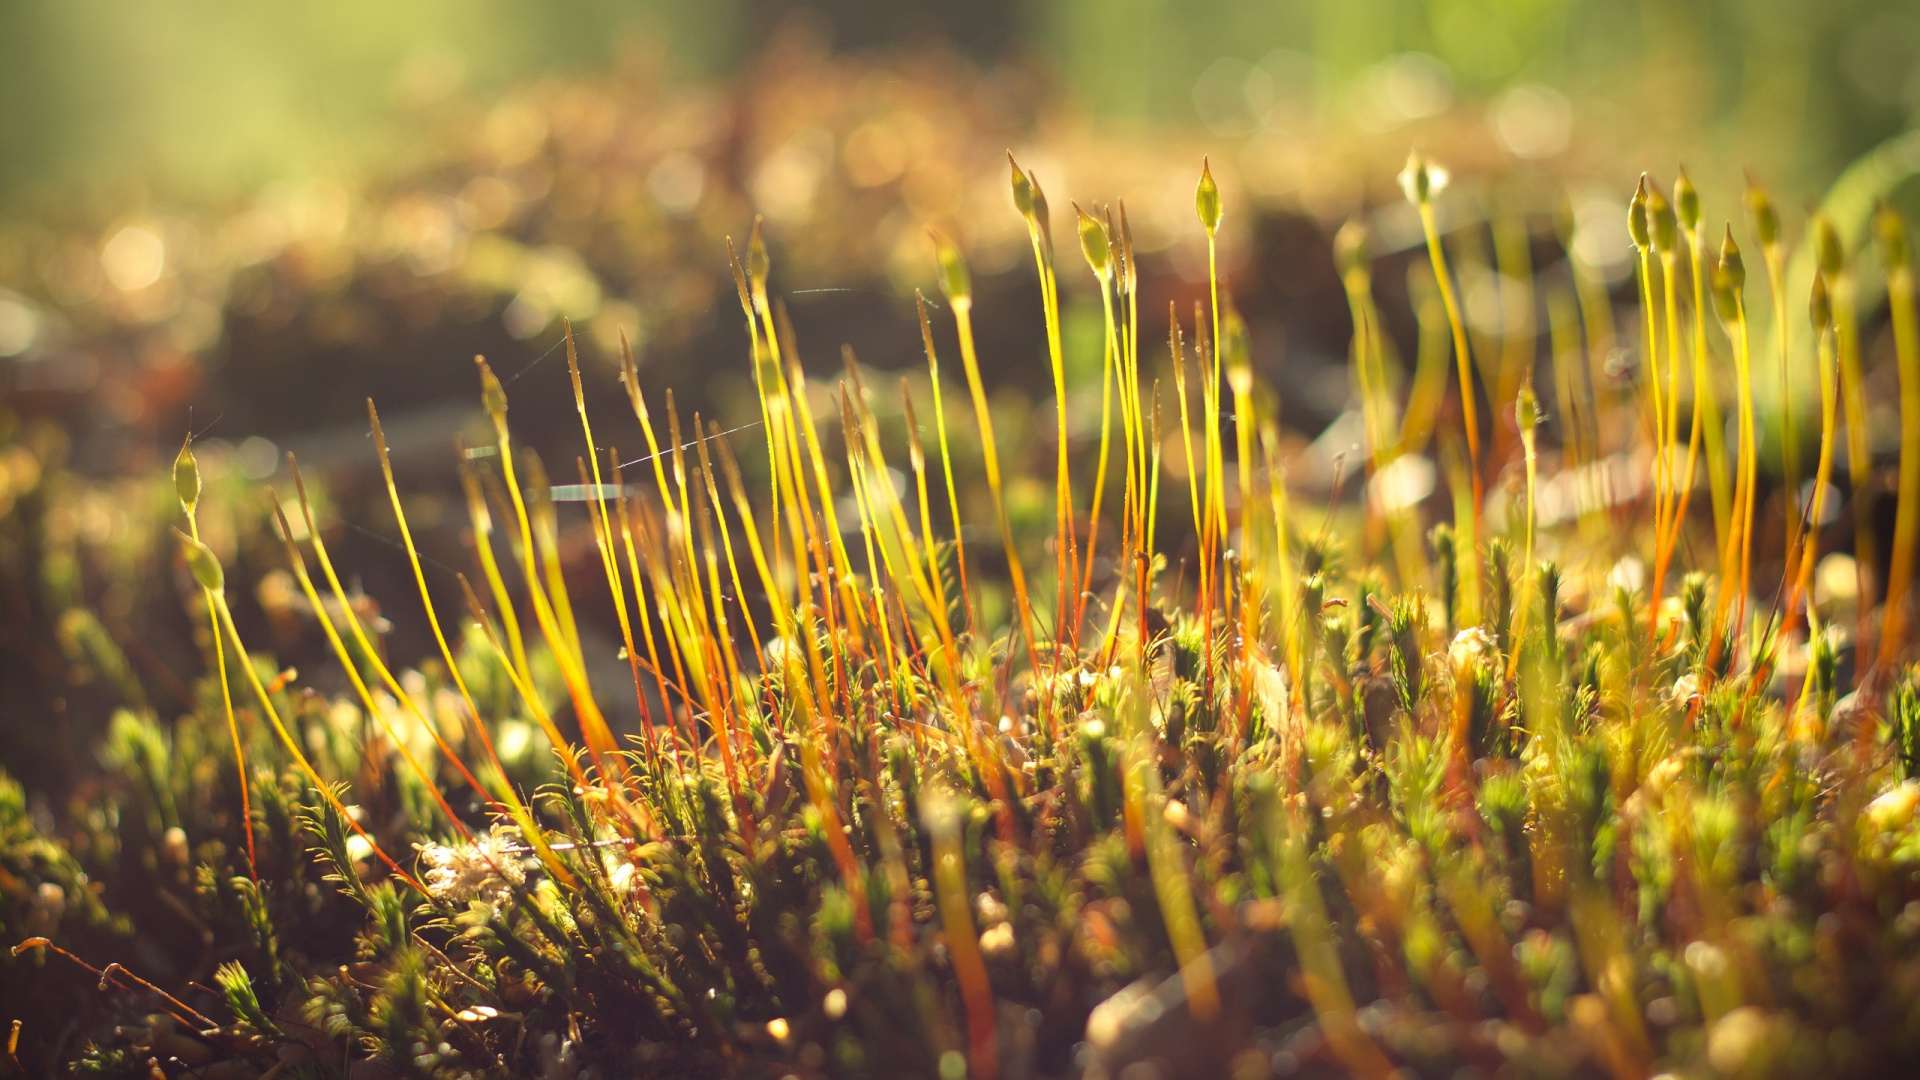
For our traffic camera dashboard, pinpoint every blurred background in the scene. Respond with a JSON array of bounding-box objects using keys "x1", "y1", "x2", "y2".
[
  {"x1": 4, "y1": 0, "x2": 1920, "y2": 785},
  {"x1": 6, "y1": 0, "x2": 1918, "y2": 427},
  {"x1": 6, "y1": 0, "x2": 1919, "y2": 205}
]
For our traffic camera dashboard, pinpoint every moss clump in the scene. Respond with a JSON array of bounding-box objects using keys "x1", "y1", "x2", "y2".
[{"x1": 9, "y1": 156, "x2": 1920, "y2": 1080}]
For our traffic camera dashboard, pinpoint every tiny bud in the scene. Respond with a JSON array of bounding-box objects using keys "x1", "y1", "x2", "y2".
[
  {"x1": 1648, "y1": 182, "x2": 1677, "y2": 255},
  {"x1": 1627, "y1": 175, "x2": 1650, "y2": 251},
  {"x1": 1074, "y1": 203, "x2": 1110, "y2": 278},
  {"x1": 1399, "y1": 151, "x2": 1446, "y2": 205},
  {"x1": 1711, "y1": 248, "x2": 1743, "y2": 325},
  {"x1": 1717, "y1": 226, "x2": 1745, "y2": 293},
  {"x1": 1745, "y1": 176, "x2": 1780, "y2": 249},
  {"x1": 746, "y1": 219, "x2": 770, "y2": 286},
  {"x1": 1007, "y1": 151, "x2": 1034, "y2": 218},
  {"x1": 1711, "y1": 275, "x2": 1740, "y2": 324},
  {"x1": 1334, "y1": 219, "x2": 1370, "y2": 279},
  {"x1": 1673, "y1": 166, "x2": 1700, "y2": 233},
  {"x1": 476, "y1": 357, "x2": 508, "y2": 421},
  {"x1": 173, "y1": 436, "x2": 200, "y2": 515},
  {"x1": 1196, "y1": 158, "x2": 1223, "y2": 234},
  {"x1": 1877, "y1": 203, "x2": 1911, "y2": 272},
  {"x1": 1515, "y1": 379, "x2": 1539, "y2": 437},
  {"x1": 1813, "y1": 214, "x2": 1845, "y2": 277},
  {"x1": 1810, "y1": 270, "x2": 1832, "y2": 331},
  {"x1": 1116, "y1": 201, "x2": 1138, "y2": 294},
  {"x1": 1027, "y1": 170, "x2": 1052, "y2": 239},
  {"x1": 932, "y1": 233, "x2": 971, "y2": 305},
  {"x1": 177, "y1": 529, "x2": 224, "y2": 593}
]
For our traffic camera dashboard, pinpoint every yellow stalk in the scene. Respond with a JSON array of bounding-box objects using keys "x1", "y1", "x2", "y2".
[
  {"x1": 664, "y1": 405, "x2": 724, "y2": 700},
  {"x1": 1880, "y1": 208, "x2": 1920, "y2": 667},
  {"x1": 1712, "y1": 228, "x2": 1758, "y2": 652},
  {"x1": 918, "y1": 294, "x2": 972, "y2": 625},
  {"x1": 1509, "y1": 381, "x2": 1540, "y2": 681},
  {"x1": 631, "y1": 507, "x2": 706, "y2": 749},
  {"x1": 686, "y1": 446, "x2": 746, "y2": 794},
  {"x1": 1263, "y1": 428, "x2": 1299, "y2": 714},
  {"x1": 1010, "y1": 154, "x2": 1078, "y2": 655},
  {"x1": 622, "y1": 367, "x2": 721, "y2": 756},
  {"x1": 367, "y1": 403, "x2": 522, "y2": 801},
  {"x1": 1823, "y1": 227, "x2": 1877, "y2": 652},
  {"x1": 1440, "y1": 433, "x2": 1478, "y2": 625},
  {"x1": 523, "y1": 453, "x2": 585, "y2": 658},
  {"x1": 1684, "y1": 230, "x2": 1733, "y2": 571},
  {"x1": 612, "y1": 490, "x2": 686, "y2": 768},
  {"x1": 739, "y1": 227, "x2": 831, "y2": 620},
  {"x1": 711, "y1": 435, "x2": 837, "y2": 773},
  {"x1": 842, "y1": 371, "x2": 926, "y2": 609},
  {"x1": 1119, "y1": 203, "x2": 1146, "y2": 571},
  {"x1": 662, "y1": 412, "x2": 752, "y2": 780},
  {"x1": 725, "y1": 244, "x2": 786, "y2": 586},
  {"x1": 1414, "y1": 189, "x2": 1484, "y2": 536},
  {"x1": 1568, "y1": 226, "x2": 1620, "y2": 457},
  {"x1": 935, "y1": 233, "x2": 1038, "y2": 671},
  {"x1": 693, "y1": 443, "x2": 753, "y2": 732},
  {"x1": 1632, "y1": 200, "x2": 1670, "y2": 588},
  {"x1": 857, "y1": 432, "x2": 970, "y2": 706},
  {"x1": 1198, "y1": 164, "x2": 1228, "y2": 552},
  {"x1": 455, "y1": 575, "x2": 590, "y2": 792},
  {"x1": 1493, "y1": 213, "x2": 1537, "y2": 459},
  {"x1": 837, "y1": 390, "x2": 899, "y2": 690},
  {"x1": 1075, "y1": 206, "x2": 1120, "y2": 631},
  {"x1": 925, "y1": 788, "x2": 998, "y2": 1080},
  {"x1": 521, "y1": 450, "x2": 625, "y2": 770},
  {"x1": 750, "y1": 227, "x2": 832, "y2": 592},
  {"x1": 1399, "y1": 265, "x2": 1452, "y2": 460},
  {"x1": 1402, "y1": 156, "x2": 1485, "y2": 626},
  {"x1": 1146, "y1": 382, "x2": 1163, "y2": 578},
  {"x1": 594, "y1": 449, "x2": 663, "y2": 740},
  {"x1": 1545, "y1": 283, "x2": 1590, "y2": 471},
  {"x1": 779, "y1": 332, "x2": 861, "y2": 621},
  {"x1": 901, "y1": 385, "x2": 954, "y2": 641},
  {"x1": 181, "y1": 553, "x2": 422, "y2": 892},
  {"x1": 1336, "y1": 223, "x2": 1393, "y2": 492},
  {"x1": 1659, "y1": 206, "x2": 1684, "y2": 519},
  {"x1": 267, "y1": 504, "x2": 478, "y2": 839},
  {"x1": 472, "y1": 358, "x2": 621, "y2": 770},
  {"x1": 561, "y1": 328, "x2": 663, "y2": 761},
  {"x1": 695, "y1": 427, "x2": 767, "y2": 667},
  {"x1": 1750, "y1": 181, "x2": 1800, "y2": 573},
  {"x1": 458, "y1": 456, "x2": 533, "y2": 683},
  {"x1": 284, "y1": 459, "x2": 495, "y2": 820},
  {"x1": 1648, "y1": 187, "x2": 1690, "y2": 619},
  {"x1": 176, "y1": 438, "x2": 255, "y2": 877},
  {"x1": 776, "y1": 358, "x2": 862, "y2": 734},
  {"x1": 709, "y1": 433, "x2": 804, "y2": 666},
  {"x1": 1227, "y1": 309, "x2": 1255, "y2": 558},
  {"x1": 1734, "y1": 324, "x2": 1758, "y2": 643},
  {"x1": 1790, "y1": 279, "x2": 1839, "y2": 633},
  {"x1": 1085, "y1": 205, "x2": 1135, "y2": 658},
  {"x1": 1656, "y1": 250, "x2": 1708, "y2": 618}
]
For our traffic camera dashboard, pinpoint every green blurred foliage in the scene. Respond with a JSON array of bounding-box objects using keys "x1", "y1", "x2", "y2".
[
  {"x1": 1044, "y1": 0, "x2": 1920, "y2": 189},
  {"x1": 0, "y1": 0, "x2": 743, "y2": 207},
  {"x1": 4, "y1": 0, "x2": 1918, "y2": 208}
]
